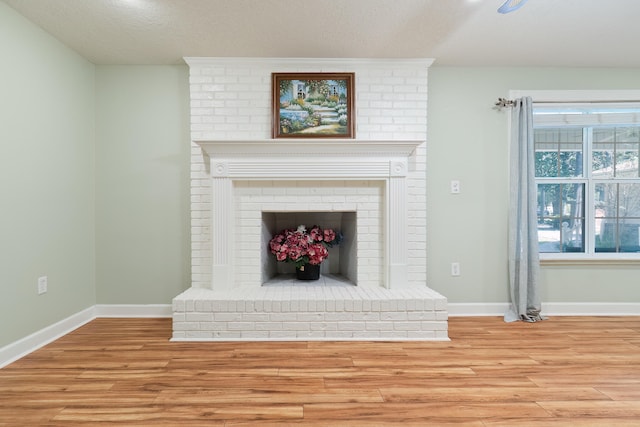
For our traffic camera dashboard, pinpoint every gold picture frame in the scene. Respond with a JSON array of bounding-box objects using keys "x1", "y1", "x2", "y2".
[{"x1": 272, "y1": 72, "x2": 355, "y2": 138}]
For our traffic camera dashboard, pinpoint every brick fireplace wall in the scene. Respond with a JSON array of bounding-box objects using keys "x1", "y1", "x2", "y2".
[
  {"x1": 173, "y1": 57, "x2": 448, "y2": 341},
  {"x1": 187, "y1": 57, "x2": 431, "y2": 290}
]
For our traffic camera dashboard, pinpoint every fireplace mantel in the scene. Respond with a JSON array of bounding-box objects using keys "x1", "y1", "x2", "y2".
[
  {"x1": 195, "y1": 139, "x2": 423, "y2": 158},
  {"x1": 195, "y1": 138, "x2": 424, "y2": 289},
  {"x1": 195, "y1": 139, "x2": 423, "y2": 179}
]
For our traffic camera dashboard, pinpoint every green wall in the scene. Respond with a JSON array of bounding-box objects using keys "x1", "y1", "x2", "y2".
[
  {"x1": 0, "y1": 3, "x2": 96, "y2": 347},
  {"x1": 95, "y1": 66, "x2": 191, "y2": 304},
  {"x1": 3, "y1": 0, "x2": 640, "y2": 350},
  {"x1": 427, "y1": 66, "x2": 640, "y2": 304}
]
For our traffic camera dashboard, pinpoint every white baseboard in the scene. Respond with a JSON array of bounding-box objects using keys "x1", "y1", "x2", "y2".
[
  {"x1": 448, "y1": 302, "x2": 640, "y2": 317},
  {"x1": 94, "y1": 304, "x2": 172, "y2": 318},
  {"x1": 541, "y1": 302, "x2": 640, "y2": 316},
  {"x1": 0, "y1": 306, "x2": 96, "y2": 369},
  {"x1": 447, "y1": 303, "x2": 510, "y2": 317}
]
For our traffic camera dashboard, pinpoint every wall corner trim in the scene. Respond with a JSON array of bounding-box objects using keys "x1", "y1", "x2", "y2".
[{"x1": 0, "y1": 306, "x2": 96, "y2": 369}]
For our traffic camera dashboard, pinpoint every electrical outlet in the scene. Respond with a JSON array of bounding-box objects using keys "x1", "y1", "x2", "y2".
[
  {"x1": 450, "y1": 180, "x2": 461, "y2": 194},
  {"x1": 451, "y1": 262, "x2": 461, "y2": 276},
  {"x1": 38, "y1": 276, "x2": 47, "y2": 294}
]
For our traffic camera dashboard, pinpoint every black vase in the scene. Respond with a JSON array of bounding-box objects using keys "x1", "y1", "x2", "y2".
[{"x1": 295, "y1": 263, "x2": 321, "y2": 281}]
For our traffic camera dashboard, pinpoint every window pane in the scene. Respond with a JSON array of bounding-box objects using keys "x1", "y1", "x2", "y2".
[
  {"x1": 596, "y1": 220, "x2": 617, "y2": 252},
  {"x1": 592, "y1": 127, "x2": 640, "y2": 178},
  {"x1": 562, "y1": 218, "x2": 584, "y2": 252},
  {"x1": 595, "y1": 183, "x2": 640, "y2": 218},
  {"x1": 538, "y1": 184, "x2": 559, "y2": 252},
  {"x1": 620, "y1": 224, "x2": 640, "y2": 252},
  {"x1": 620, "y1": 183, "x2": 640, "y2": 217},
  {"x1": 595, "y1": 183, "x2": 616, "y2": 252},
  {"x1": 616, "y1": 142, "x2": 639, "y2": 178},
  {"x1": 620, "y1": 183, "x2": 640, "y2": 252},
  {"x1": 594, "y1": 183, "x2": 640, "y2": 252},
  {"x1": 535, "y1": 150, "x2": 558, "y2": 177},
  {"x1": 592, "y1": 142, "x2": 614, "y2": 178},
  {"x1": 537, "y1": 183, "x2": 585, "y2": 252},
  {"x1": 560, "y1": 143, "x2": 583, "y2": 177},
  {"x1": 596, "y1": 221, "x2": 640, "y2": 252},
  {"x1": 534, "y1": 128, "x2": 583, "y2": 178},
  {"x1": 595, "y1": 183, "x2": 617, "y2": 217},
  {"x1": 615, "y1": 127, "x2": 640, "y2": 143},
  {"x1": 560, "y1": 184, "x2": 585, "y2": 251}
]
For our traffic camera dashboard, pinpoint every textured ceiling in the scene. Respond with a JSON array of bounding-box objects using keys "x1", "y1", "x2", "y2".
[{"x1": 3, "y1": 0, "x2": 640, "y2": 67}]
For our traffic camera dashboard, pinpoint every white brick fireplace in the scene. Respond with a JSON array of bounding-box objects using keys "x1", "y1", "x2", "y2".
[{"x1": 172, "y1": 58, "x2": 448, "y2": 341}]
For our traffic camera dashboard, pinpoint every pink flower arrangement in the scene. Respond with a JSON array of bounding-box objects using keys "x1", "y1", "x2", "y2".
[{"x1": 269, "y1": 225, "x2": 342, "y2": 267}]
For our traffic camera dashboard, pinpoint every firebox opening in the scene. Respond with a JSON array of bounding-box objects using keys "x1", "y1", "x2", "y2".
[{"x1": 261, "y1": 211, "x2": 357, "y2": 285}]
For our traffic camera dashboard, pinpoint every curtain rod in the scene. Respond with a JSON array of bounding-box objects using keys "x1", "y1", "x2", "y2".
[
  {"x1": 495, "y1": 97, "x2": 640, "y2": 108},
  {"x1": 495, "y1": 98, "x2": 515, "y2": 108}
]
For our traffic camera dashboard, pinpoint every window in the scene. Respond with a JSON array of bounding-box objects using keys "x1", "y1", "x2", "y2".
[{"x1": 534, "y1": 101, "x2": 640, "y2": 259}]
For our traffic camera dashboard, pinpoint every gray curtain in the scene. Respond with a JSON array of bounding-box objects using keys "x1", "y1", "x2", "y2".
[{"x1": 505, "y1": 96, "x2": 544, "y2": 322}]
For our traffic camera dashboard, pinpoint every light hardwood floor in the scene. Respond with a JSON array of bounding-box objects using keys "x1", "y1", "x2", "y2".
[{"x1": 1, "y1": 316, "x2": 640, "y2": 426}]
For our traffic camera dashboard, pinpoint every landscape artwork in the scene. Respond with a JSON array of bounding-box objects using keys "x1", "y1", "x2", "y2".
[{"x1": 272, "y1": 72, "x2": 355, "y2": 138}]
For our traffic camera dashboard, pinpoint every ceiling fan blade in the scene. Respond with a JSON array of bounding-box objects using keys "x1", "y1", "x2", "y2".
[{"x1": 498, "y1": 0, "x2": 528, "y2": 14}]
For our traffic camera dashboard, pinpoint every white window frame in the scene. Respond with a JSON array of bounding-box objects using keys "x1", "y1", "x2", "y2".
[{"x1": 510, "y1": 89, "x2": 640, "y2": 263}]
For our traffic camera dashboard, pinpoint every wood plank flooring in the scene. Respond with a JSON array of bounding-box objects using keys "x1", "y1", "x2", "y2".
[{"x1": 1, "y1": 316, "x2": 640, "y2": 426}]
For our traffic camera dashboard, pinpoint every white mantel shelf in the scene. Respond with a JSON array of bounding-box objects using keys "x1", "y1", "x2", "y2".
[
  {"x1": 194, "y1": 139, "x2": 423, "y2": 158},
  {"x1": 194, "y1": 139, "x2": 423, "y2": 180}
]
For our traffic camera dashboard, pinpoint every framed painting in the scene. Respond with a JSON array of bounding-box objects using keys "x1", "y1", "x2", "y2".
[{"x1": 272, "y1": 72, "x2": 355, "y2": 138}]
